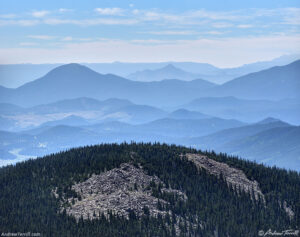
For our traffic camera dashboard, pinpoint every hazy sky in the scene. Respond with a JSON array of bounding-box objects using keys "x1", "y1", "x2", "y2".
[{"x1": 0, "y1": 0, "x2": 299, "y2": 67}]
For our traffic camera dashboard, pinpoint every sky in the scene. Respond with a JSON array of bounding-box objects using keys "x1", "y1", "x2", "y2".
[{"x1": 0, "y1": 0, "x2": 299, "y2": 67}]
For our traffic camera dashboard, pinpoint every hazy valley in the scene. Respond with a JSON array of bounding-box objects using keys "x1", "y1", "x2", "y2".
[{"x1": 0, "y1": 60, "x2": 299, "y2": 171}]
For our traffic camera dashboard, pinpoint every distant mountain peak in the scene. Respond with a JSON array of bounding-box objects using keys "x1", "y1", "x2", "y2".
[
  {"x1": 159, "y1": 64, "x2": 187, "y2": 73},
  {"x1": 287, "y1": 59, "x2": 300, "y2": 67},
  {"x1": 216, "y1": 59, "x2": 300, "y2": 100},
  {"x1": 163, "y1": 64, "x2": 178, "y2": 70},
  {"x1": 257, "y1": 117, "x2": 282, "y2": 124},
  {"x1": 167, "y1": 109, "x2": 210, "y2": 120},
  {"x1": 128, "y1": 63, "x2": 200, "y2": 82},
  {"x1": 51, "y1": 63, "x2": 87, "y2": 71},
  {"x1": 45, "y1": 63, "x2": 98, "y2": 78}
]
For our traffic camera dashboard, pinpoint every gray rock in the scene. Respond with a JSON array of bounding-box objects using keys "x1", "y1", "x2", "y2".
[
  {"x1": 185, "y1": 153, "x2": 265, "y2": 202},
  {"x1": 59, "y1": 163, "x2": 186, "y2": 221}
]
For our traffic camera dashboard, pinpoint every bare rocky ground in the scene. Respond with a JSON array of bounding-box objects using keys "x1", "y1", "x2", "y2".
[
  {"x1": 282, "y1": 201, "x2": 295, "y2": 220},
  {"x1": 184, "y1": 153, "x2": 295, "y2": 220},
  {"x1": 60, "y1": 163, "x2": 186, "y2": 220},
  {"x1": 184, "y1": 153, "x2": 265, "y2": 202},
  {"x1": 54, "y1": 153, "x2": 294, "y2": 230}
]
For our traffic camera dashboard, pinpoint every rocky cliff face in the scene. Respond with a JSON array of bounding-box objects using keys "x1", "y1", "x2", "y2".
[
  {"x1": 60, "y1": 163, "x2": 186, "y2": 220},
  {"x1": 184, "y1": 153, "x2": 265, "y2": 202},
  {"x1": 184, "y1": 153, "x2": 297, "y2": 220},
  {"x1": 282, "y1": 201, "x2": 295, "y2": 220}
]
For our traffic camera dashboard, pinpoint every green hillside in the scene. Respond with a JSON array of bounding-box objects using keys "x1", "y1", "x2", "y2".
[{"x1": 0, "y1": 143, "x2": 299, "y2": 236}]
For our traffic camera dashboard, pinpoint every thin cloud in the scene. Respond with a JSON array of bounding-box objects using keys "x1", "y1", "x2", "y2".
[
  {"x1": 43, "y1": 18, "x2": 138, "y2": 26},
  {"x1": 1, "y1": 7, "x2": 299, "y2": 29},
  {"x1": 61, "y1": 36, "x2": 73, "y2": 41},
  {"x1": 147, "y1": 30, "x2": 197, "y2": 35},
  {"x1": 58, "y1": 8, "x2": 73, "y2": 13},
  {"x1": 212, "y1": 22, "x2": 234, "y2": 28},
  {"x1": 281, "y1": 8, "x2": 300, "y2": 25},
  {"x1": 139, "y1": 10, "x2": 182, "y2": 22},
  {"x1": 237, "y1": 24, "x2": 253, "y2": 28},
  {"x1": 28, "y1": 35, "x2": 55, "y2": 40},
  {"x1": 0, "y1": 19, "x2": 39, "y2": 26},
  {"x1": 131, "y1": 39, "x2": 174, "y2": 44},
  {"x1": 205, "y1": 31, "x2": 225, "y2": 35},
  {"x1": 0, "y1": 14, "x2": 16, "y2": 19},
  {"x1": 94, "y1": 8, "x2": 124, "y2": 16},
  {"x1": 31, "y1": 10, "x2": 50, "y2": 18},
  {"x1": 78, "y1": 38, "x2": 93, "y2": 41},
  {"x1": 19, "y1": 42, "x2": 37, "y2": 46},
  {"x1": 132, "y1": 9, "x2": 140, "y2": 15},
  {"x1": 131, "y1": 7, "x2": 300, "y2": 28},
  {"x1": 130, "y1": 9, "x2": 241, "y2": 25},
  {"x1": 187, "y1": 9, "x2": 244, "y2": 21}
]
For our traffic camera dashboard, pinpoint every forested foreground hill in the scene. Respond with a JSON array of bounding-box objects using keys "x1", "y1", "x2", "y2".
[{"x1": 0, "y1": 143, "x2": 299, "y2": 236}]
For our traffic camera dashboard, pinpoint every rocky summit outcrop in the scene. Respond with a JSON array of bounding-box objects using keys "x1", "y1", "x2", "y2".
[
  {"x1": 282, "y1": 201, "x2": 295, "y2": 220},
  {"x1": 184, "y1": 153, "x2": 265, "y2": 202},
  {"x1": 61, "y1": 163, "x2": 186, "y2": 220}
]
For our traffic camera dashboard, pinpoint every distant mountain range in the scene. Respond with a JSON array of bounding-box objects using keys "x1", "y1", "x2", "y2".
[
  {"x1": 186, "y1": 119, "x2": 300, "y2": 171},
  {"x1": 133, "y1": 117, "x2": 244, "y2": 137},
  {"x1": 28, "y1": 97, "x2": 134, "y2": 114},
  {"x1": 219, "y1": 54, "x2": 300, "y2": 77},
  {"x1": 1, "y1": 116, "x2": 299, "y2": 171},
  {"x1": 205, "y1": 60, "x2": 300, "y2": 100},
  {"x1": 0, "y1": 63, "x2": 216, "y2": 107},
  {"x1": 128, "y1": 55, "x2": 300, "y2": 85},
  {"x1": 182, "y1": 96, "x2": 300, "y2": 124},
  {"x1": 128, "y1": 64, "x2": 201, "y2": 82},
  {"x1": 0, "y1": 97, "x2": 169, "y2": 131},
  {"x1": 0, "y1": 116, "x2": 244, "y2": 165},
  {"x1": 0, "y1": 59, "x2": 299, "y2": 171},
  {"x1": 1, "y1": 94, "x2": 299, "y2": 133},
  {"x1": 0, "y1": 60, "x2": 299, "y2": 109},
  {"x1": 223, "y1": 126, "x2": 300, "y2": 168},
  {"x1": 1, "y1": 54, "x2": 299, "y2": 87},
  {"x1": 187, "y1": 118, "x2": 290, "y2": 150},
  {"x1": 166, "y1": 109, "x2": 210, "y2": 120},
  {"x1": 39, "y1": 115, "x2": 90, "y2": 127}
]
